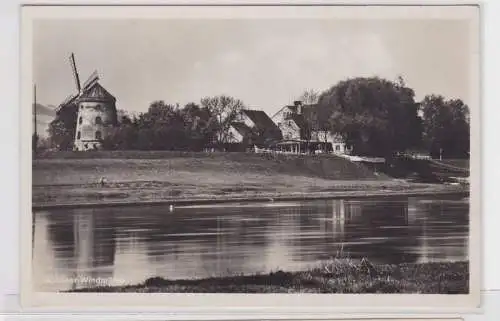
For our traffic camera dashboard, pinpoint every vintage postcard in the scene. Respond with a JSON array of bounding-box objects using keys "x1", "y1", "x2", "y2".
[{"x1": 21, "y1": 4, "x2": 480, "y2": 313}]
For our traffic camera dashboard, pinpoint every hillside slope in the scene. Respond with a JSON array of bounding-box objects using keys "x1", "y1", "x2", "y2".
[
  {"x1": 32, "y1": 151, "x2": 465, "y2": 208},
  {"x1": 34, "y1": 151, "x2": 387, "y2": 185}
]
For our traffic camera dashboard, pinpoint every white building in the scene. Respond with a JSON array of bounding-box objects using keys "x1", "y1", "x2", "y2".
[{"x1": 271, "y1": 101, "x2": 351, "y2": 154}]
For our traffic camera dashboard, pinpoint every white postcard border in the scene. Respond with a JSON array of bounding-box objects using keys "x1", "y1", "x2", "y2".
[{"x1": 20, "y1": 4, "x2": 481, "y2": 314}]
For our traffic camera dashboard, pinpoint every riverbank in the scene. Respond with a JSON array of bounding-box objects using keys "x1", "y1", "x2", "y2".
[
  {"x1": 32, "y1": 152, "x2": 468, "y2": 209},
  {"x1": 67, "y1": 259, "x2": 469, "y2": 294},
  {"x1": 33, "y1": 187, "x2": 468, "y2": 210}
]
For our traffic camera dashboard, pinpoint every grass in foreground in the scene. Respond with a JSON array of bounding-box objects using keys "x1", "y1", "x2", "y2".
[{"x1": 67, "y1": 259, "x2": 469, "y2": 294}]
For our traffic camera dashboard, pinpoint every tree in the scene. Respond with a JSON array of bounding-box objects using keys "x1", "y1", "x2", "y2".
[
  {"x1": 37, "y1": 136, "x2": 52, "y2": 151},
  {"x1": 420, "y1": 95, "x2": 470, "y2": 158},
  {"x1": 291, "y1": 89, "x2": 335, "y2": 153},
  {"x1": 139, "y1": 101, "x2": 186, "y2": 150},
  {"x1": 200, "y1": 95, "x2": 245, "y2": 145},
  {"x1": 297, "y1": 89, "x2": 319, "y2": 105},
  {"x1": 180, "y1": 103, "x2": 217, "y2": 151},
  {"x1": 116, "y1": 109, "x2": 133, "y2": 125},
  {"x1": 317, "y1": 77, "x2": 422, "y2": 157},
  {"x1": 102, "y1": 121, "x2": 138, "y2": 150},
  {"x1": 102, "y1": 100, "x2": 221, "y2": 151},
  {"x1": 298, "y1": 89, "x2": 331, "y2": 150},
  {"x1": 48, "y1": 103, "x2": 78, "y2": 150}
]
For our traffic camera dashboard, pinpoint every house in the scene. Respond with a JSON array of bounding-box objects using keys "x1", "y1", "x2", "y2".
[
  {"x1": 271, "y1": 101, "x2": 351, "y2": 154},
  {"x1": 271, "y1": 101, "x2": 309, "y2": 141},
  {"x1": 270, "y1": 101, "x2": 325, "y2": 154},
  {"x1": 227, "y1": 109, "x2": 282, "y2": 147}
]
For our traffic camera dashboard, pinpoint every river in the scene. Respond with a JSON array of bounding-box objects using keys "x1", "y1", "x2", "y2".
[{"x1": 32, "y1": 194, "x2": 469, "y2": 291}]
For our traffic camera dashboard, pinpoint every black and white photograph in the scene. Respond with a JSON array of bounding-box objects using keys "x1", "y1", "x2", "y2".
[{"x1": 21, "y1": 4, "x2": 480, "y2": 310}]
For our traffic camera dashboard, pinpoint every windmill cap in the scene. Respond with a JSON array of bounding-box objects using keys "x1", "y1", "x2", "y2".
[{"x1": 77, "y1": 82, "x2": 116, "y2": 103}]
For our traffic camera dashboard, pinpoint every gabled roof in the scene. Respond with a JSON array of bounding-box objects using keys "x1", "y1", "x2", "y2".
[
  {"x1": 230, "y1": 122, "x2": 253, "y2": 137},
  {"x1": 286, "y1": 105, "x2": 299, "y2": 113},
  {"x1": 242, "y1": 109, "x2": 280, "y2": 131},
  {"x1": 241, "y1": 109, "x2": 283, "y2": 141},
  {"x1": 274, "y1": 103, "x2": 326, "y2": 132},
  {"x1": 271, "y1": 103, "x2": 317, "y2": 120},
  {"x1": 271, "y1": 105, "x2": 298, "y2": 119}
]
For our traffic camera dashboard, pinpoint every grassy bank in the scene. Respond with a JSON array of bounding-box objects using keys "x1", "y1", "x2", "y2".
[
  {"x1": 32, "y1": 151, "x2": 467, "y2": 208},
  {"x1": 67, "y1": 259, "x2": 469, "y2": 294}
]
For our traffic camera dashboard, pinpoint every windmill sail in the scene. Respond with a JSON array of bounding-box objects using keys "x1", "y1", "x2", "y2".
[
  {"x1": 69, "y1": 53, "x2": 81, "y2": 93},
  {"x1": 56, "y1": 93, "x2": 79, "y2": 113},
  {"x1": 82, "y1": 70, "x2": 100, "y2": 91}
]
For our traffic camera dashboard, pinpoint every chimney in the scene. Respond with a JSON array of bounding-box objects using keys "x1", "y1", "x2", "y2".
[{"x1": 294, "y1": 100, "x2": 303, "y2": 114}]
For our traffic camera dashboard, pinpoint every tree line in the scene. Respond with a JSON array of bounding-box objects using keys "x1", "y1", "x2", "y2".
[
  {"x1": 46, "y1": 95, "x2": 246, "y2": 152},
  {"x1": 298, "y1": 77, "x2": 469, "y2": 158},
  {"x1": 44, "y1": 76, "x2": 470, "y2": 159}
]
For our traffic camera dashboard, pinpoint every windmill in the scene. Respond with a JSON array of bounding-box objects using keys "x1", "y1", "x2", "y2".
[{"x1": 56, "y1": 52, "x2": 117, "y2": 151}]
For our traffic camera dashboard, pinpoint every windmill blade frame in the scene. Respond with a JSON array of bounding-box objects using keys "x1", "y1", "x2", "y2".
[
  {"x1": 82, "y1": 70, "x2": 100, "y2": 91},
  {"x1": 69, "y1": 53, "x2": 81, "y2": 93}
]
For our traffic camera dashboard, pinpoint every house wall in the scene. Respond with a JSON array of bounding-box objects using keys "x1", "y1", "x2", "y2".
[
  {"x1": 272, "y1": 106, "x2": 355, "y2": 154},
  {"x1": 227, "y1": 126, "x2": 244, "y2": 143},
  {"x1": 311, "y1": 130, "x2": 344, "y2": 143},
  {"x1": 332, "y1": 142, "x2": 348, "y2": 154},
  {"x1": 311, "y1": 130, "x2": 353, "y2": 154},
  {"x1": 272, "y1": 107, "x2": 301, "y2": 140},
  {"x1": 279, "y1": 119, "x2": 301, "y2": 140},
  {"x1": 271, "y1": 107, "x2": 292, "y2": 126}
]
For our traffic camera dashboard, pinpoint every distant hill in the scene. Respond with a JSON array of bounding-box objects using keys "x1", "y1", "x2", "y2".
[
  {"x1": 33, "y1": 103, "x2": 56, "y2": 137},
  {"x1": 34, "y1": 103, "x2": 56, "y2": 117}
]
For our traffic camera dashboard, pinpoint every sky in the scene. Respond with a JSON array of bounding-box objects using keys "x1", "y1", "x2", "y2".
[{"x1": 33, "y1": 18, "x2": 474, "y2": 118}]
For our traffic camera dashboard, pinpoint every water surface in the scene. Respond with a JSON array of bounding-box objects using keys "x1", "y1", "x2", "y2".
[{"x1": 32, "y1": 195, "x2": 469, "y2": 291}]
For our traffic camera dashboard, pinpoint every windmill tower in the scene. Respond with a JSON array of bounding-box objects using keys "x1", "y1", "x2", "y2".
[{"x1": 65, "y1": 53, "x2": 117, "y2": 151}]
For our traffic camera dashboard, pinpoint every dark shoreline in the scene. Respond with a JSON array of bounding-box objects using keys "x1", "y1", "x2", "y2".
[
  {"x1": 32, "y1": 188, "x2": 468, "y2": 210},
  {"x1": 66, "y1": 260, "x2": 469, "y2": 294}
]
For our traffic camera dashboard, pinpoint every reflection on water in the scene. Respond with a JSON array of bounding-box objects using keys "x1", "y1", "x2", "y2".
[{"x1": 32, "y1": 195, "x2": 469, "y2": 291}]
